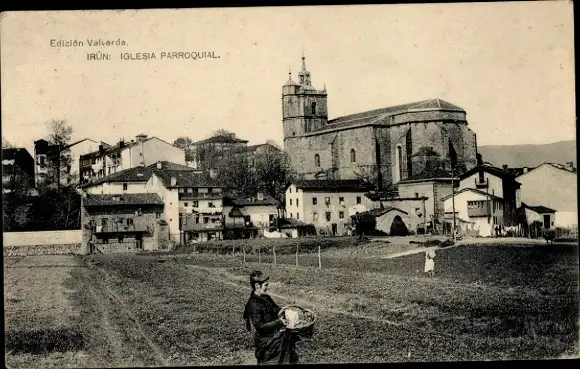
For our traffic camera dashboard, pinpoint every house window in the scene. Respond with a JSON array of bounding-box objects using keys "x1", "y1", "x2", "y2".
[
  {"x1": 203, "y1": 217, "x2": 209, "y2": 223},
  {"x1": 184, "y1": 202, "x2": 188, "y2": 207},
  {"x1": 356, "y1": 196, "x2": 362, "y2": 204},
  {"x1": 325, "y1": 212, "x2": 331, "y2": 221},
  {"x1": 339, "y1": 197, "x2": 344, "y2": 205},
  {"x1": 208, "y1": 202, "x2": 215, "y2": 208},
  {"x1": 415, "y1": 193, "x2": 419, "y2": 198},
  {"x1": 123, "y1": 183, "x2": 128, "y2": 191},
  {"x1": 312, "y1": 197, "x2": 317, "y2": 205},
  {"x1": 290, "y1": 213, "x2": 293, "y2": 218},
  {"x1": 314, "y1": 154, "x2": 320, "y2": 167},
  {"x1": 179, "y1": 188, "x2": 184, "y2": 193},
  {"x1": 350, "y1": 149, "x2": 356, "y2": 163},
  {"x1": 127, "y1": 218, "x2": 134, "y2": 226},
  {"x1": 297, "y1": 213, "x2": 300, "y2": 220},
  {"x1": 188, "y1": 188, "x2": 193, "y2": 193},
  {"x1": 339, "y1": 211, "x2": 344, "y2": 219},
  {"x1": 101, "y1": 218, "x2": 107, "y2": 227},
  {"x1": 325, "y1": 197, "x2": 331, "y2": 205},
  {"x1": 118, "y1": 235, "x2": 124, "y2": 242},
  {"x1": 296, "y1": 199, "x2": 299, "y2": 207},
  {"x1": 192, "y1": 201, "x2": 199, "y2": 207},
  {"x1": 313, "y1": 212, "x2": 318, "y2": 221},
  {"x1": 289, "y1": 188, "x2": 292, "y2": 193}
]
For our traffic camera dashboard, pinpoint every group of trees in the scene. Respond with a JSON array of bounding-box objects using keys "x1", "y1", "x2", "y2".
[
  {"x1": 173, "y1": 130, "x2": 296, "y2": 203},
  {"x1": 3, "y1": 120, "x2": 81, "y2": 232}
]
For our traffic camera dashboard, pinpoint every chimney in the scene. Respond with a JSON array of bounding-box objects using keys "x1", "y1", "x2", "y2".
[
  {"x1": 257, "y1": 192, "x2": 264, "y2": 201},
  {"x1": 209, "y1": 168, "x2": 217, "y2": 179},
  {"x1": 565, "y1": 161, "x2": 574, "y2": 171},
  {"x1": 476, "y1": 153, "x2": 483, "y2": 166},
  {"x1": 523, "y1": 166, "x2": 528, "y2": 174},
  {"x1": 156, "y1": 162, "x2": 162, "y2": 170},
  {"x1": 98, "y1": 144, "x2": 104, "y2": 153},
  {"x1": 502, "y1": 164, "x2": 508, "y2": 171},
  {"x1": 170, "y1": 176, "x2": 177, "y2": 187},
  {"x1": 119, "y1": 138, "x2": 125, "y2": 148}
]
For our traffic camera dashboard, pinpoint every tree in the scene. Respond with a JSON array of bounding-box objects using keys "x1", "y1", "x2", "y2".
[
  {"x1": 212, "y1": 129, "x2": 236, "y2": 140},
  {"x1": 2, "y1": 167, "x2": 34, "y2": 231},
  {"x1": 253, "y1": 150, "x2": 296, "y2": 203},
  {"x1": 352, "y1": 164, "x2": 380, "y2": 189},
  {"x1": 173, "y1": 136, "x2": 193, "y2": 151},
  {"x1": 173, "y1": 136, "x2": 195, "y2": 162},
  {"x1": 42, "y1": 119, "x2": 73, "y2": 193},
  {"x1": 215, "y1": 154, "x2": 256, "y2": 197}
]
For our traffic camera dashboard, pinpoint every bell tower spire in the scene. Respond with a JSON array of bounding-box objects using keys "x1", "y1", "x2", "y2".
[{"x1": 298, "y1": 48, "x2": 311, "y2": 86}]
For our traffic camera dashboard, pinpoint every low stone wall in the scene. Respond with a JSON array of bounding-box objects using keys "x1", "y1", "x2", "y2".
[
  {"x1": 4, "y1": 243, "x2": 83, "y2": 257},
  {"x1": 3, "y1": 231, "x2": 84, "y2": 256}
]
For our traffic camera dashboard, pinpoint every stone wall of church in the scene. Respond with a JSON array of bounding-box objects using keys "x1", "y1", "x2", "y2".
[{"x1": 285, "y1": 110, "x2": 478, "y2": 184}]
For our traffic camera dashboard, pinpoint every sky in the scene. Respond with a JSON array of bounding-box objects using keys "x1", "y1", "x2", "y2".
[{"x1": 1, "y1": 2, "x2": 575, "y2": 158}]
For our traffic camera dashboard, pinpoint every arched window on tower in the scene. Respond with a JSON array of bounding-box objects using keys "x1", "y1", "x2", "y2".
[
  {"x1": 314, "y1": 154, "x2": 320, "y2": 168},
  {"x1": 311, "y1": 102, "x2": 317, "y2": 115},
  {"x1": 350, "y1": 149, "x2": 356, "y2": 163}
]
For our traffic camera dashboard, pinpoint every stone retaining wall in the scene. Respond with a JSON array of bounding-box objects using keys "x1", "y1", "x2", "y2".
[{"x1": 4, "y1": 243, "x2": 83, "y2": 257}]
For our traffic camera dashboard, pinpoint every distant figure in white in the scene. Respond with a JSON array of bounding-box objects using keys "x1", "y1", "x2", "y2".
[{"x1": 425, "y1": 250, "x2": 436, "y2": 277}]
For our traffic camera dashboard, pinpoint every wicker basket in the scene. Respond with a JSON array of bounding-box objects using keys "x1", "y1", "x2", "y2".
[{"x1": 279, "y1": 305, "x2": 316, "y2": 338}]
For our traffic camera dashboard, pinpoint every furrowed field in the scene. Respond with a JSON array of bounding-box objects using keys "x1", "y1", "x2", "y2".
[{"x1": 4, "y1": 239, "x2": 579, "y2": 367}]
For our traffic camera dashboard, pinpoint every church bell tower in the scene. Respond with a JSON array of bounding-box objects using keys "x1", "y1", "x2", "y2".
[{"x1": 282, "y1": 51, "x2": 328, "y2": 141}]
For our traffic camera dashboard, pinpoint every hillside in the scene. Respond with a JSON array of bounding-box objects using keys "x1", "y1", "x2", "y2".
[{"x1": 478, "y1": 140, "x2": 576, "y2": 168}]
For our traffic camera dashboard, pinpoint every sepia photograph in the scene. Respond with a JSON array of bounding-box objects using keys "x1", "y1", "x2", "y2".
[{"x1": 1, "y1": 1, "x2": 578, "y2": 367}]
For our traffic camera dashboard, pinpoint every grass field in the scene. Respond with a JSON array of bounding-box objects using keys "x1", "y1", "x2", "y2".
[{"x1": 4, "y1": 241, "x2": 579, "y2": 366}]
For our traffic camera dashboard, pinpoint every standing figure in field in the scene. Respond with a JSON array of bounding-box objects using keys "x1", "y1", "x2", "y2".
[
  {"x1": 243, "y1": 270, "x2": 300, "y2": 365},
  {"x1": 424, "y1": 250, "x2": 436, "y2": 277}
]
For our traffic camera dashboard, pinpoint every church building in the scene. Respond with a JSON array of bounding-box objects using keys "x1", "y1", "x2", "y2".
[{"x1": 282, "y1": 54, "x2": 480, "y2": 189}]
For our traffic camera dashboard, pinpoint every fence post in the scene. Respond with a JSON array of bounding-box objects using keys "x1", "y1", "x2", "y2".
[
  {"x1": 259, "y1": 247, "x2": 261, "y2": 264},
  {"x1": 295, "y1": 244, "x2": 298, "y2": 267},
  {"x1": 233, "y1": 244, "x2": 235, "y2": 258},
  {"x1": 318, "y1": 245, "x2": 321, "y2": 269},
  {"x1": 273, "y1": 246, "x2": 277, "y2": 265},
  {"x1": 243, "y1": 246, "x2": 246, "y2": 263}
]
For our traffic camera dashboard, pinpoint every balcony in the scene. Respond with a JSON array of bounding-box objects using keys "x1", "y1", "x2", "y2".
[
  {"x1": 182, "y1": 222, "x2": 223, "y2": 231},
  {"x1": 92, "y1": 224, "x2": 152, "y2": 234},
  {"x1": 179, "y1": 192, "x2": 223, "y2": 200},
  {"x1": 467, "y1": 200, "x2": 491, "y2": 217},
  {"x1": 474, "y1": 177, "x2": 488, "y2": 189}
]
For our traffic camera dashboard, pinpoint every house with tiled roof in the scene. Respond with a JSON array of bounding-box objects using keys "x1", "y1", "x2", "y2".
[
  {"x1": 186, "y1": 133, "x2": 249, "y2": 170},
  {"x1": 79, "y1": 160, "x2": 226, "y2": 246},
  {"x1": 221, "y1": 193, "x2": 282, "y2": 239},
  {"x1": 284, "y1": 179, "x2": 375, "y2": 236},
  {"x1": 81, "y1": 192, "x2": 169, "y2": 253},
  {"x1": 34, "y1": 137, "x2": 108, "y2": 187},
  {"x1": 79, "y1": 134, "x2": 185, "y2": 185},
  {"x1": 515, "y1": 162, "x2": 577, "y2": 228}
]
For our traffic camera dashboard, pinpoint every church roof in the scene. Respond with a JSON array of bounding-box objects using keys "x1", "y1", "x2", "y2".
[{"x1": 310, "y1": 98, "x2": 465, "y2": 134}]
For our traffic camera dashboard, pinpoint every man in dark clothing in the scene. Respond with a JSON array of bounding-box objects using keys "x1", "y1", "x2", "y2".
[{"x1": 243, "y1": 271, "x2": 300, "y2": 365}]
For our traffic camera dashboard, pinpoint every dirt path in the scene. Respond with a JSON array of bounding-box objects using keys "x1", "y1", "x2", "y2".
[{"x1": 82, "y1": 261, "x2": 170, "y2": 367}]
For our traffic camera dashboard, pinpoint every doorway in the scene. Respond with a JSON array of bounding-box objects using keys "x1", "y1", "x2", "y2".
[
  {"x1": 331, "y1": 223, "x2": 337, "y2": 236},
  {"x1": 135, "y1": 233, "x2": 143, "y2": 250},
  {"x1": 543, "y1": 214, "x2": 551, "y2": 229}
]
